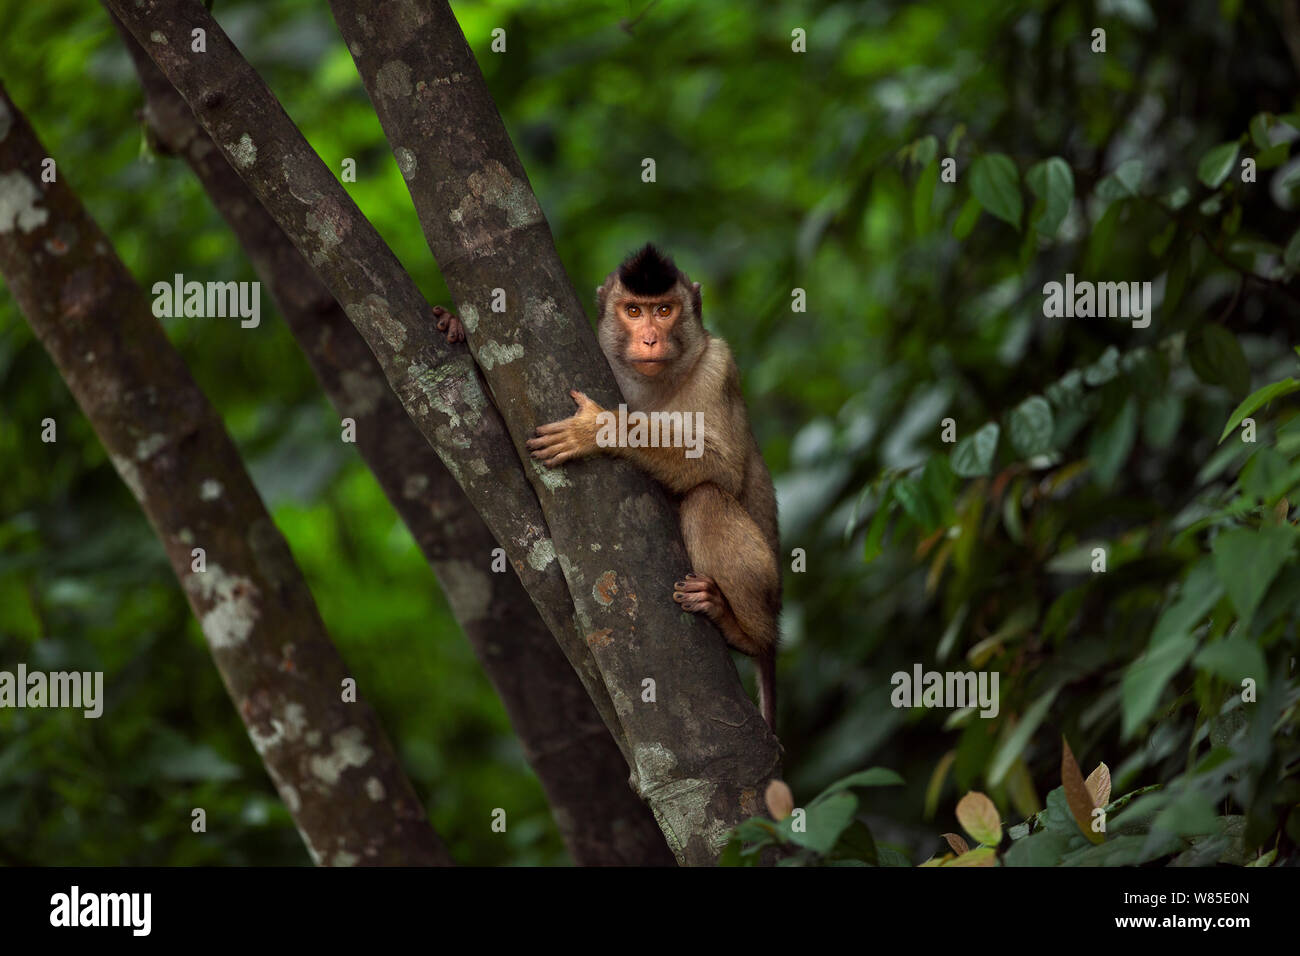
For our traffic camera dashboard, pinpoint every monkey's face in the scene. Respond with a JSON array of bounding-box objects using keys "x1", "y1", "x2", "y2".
[{"x1": 613, "y1": 292, "x2": 686, "y2": 377}]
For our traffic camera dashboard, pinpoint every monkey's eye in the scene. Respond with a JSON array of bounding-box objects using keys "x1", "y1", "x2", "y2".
[
  {"x1": 625, "y1": 305, "x2": 641, "y2": 317},
  {"x1": 656, "y1": 305, "x2": 672, "y2": 316}
]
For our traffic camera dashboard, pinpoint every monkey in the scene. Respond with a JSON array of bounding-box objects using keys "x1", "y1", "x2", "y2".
[{"x1": 523, "y1": 244, "x2": 782, "y2": 731}]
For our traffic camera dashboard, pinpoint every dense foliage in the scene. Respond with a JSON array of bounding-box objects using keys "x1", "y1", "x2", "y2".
[{"x1": 2, "y1": 0, "x2": 1297, "y2": 865}]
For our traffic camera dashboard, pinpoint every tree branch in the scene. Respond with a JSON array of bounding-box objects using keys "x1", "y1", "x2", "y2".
[
  {"x1": 101, "y1": 0, "x2": 632, "y2": 768},
  {"x1": 328, "y1": 0, "x2": 782, "y2": 863},
  {"x1": 0, "y1": 85, "x2": 451, "y2": 867},
  {"x1": 110, "y1": 13, "x2": 672, "y2": 866}
]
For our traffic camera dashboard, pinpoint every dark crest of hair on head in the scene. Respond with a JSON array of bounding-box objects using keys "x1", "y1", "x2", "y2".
[{"x1": 618, "y1": 243, "x2": 683, "y2": 296}]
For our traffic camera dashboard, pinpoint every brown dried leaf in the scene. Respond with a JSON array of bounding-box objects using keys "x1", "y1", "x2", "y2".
[
  {"x1": 1062, "y1": 737, "x2": 1105, "y2": 845},
  {"x1": 1085, "y1": 761, "x2": 1111, "y2": 808},
  {"x1": 764, "y1": 779, "x2": 795, "y2": 820},
  {"x1": 942, "y1": 832, "x2": 970, "y2": 855}
]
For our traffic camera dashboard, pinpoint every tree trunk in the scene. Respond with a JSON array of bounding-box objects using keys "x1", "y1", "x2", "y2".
[
  {"x1": 111, "y1": 13, "x2": 673, "y2": 866},
  {"x1": 101, "y1": 0, "x2": 632, "y2": 772},
  {"x1": 106, "y1": 0, "x2": 782, "y2": 864},
  {"x1": 0, "y1": 85, "x2": 451, "y2": 867},
  {"x1": 330, "y1": 0, "x2": 783, "y2": 863}
]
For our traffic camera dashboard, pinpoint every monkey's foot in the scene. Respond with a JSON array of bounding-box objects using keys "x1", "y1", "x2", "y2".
[
  {"x1": 672, "y1": 573, "x2": 726, "y2": 622},
  {"x1": 432, "y1": 305, "x2": 466, "y2": 344}
]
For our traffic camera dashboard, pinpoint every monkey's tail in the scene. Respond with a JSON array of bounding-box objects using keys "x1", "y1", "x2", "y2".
[{"x1": 758, "y1": 648, "x2": 777, "y2": 733}]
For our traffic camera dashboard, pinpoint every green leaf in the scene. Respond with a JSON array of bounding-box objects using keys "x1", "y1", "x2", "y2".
[
  {"x1": 952, "y1": 195, "x2": 981, "y2": 239},
  {"x1": 919, "y1": 455, "x2": 956, "y2": 524},
  {"x1": 970, "y1": 153, "x2": 1022, "y2": 230},
  {"x1": 1194, "y1": 636, "x2": 1267, "y2": 689},
  {"x1": 1197, "y1": 141, "x2": 1240, "y2": 188},
  {"x1": 987, "y1": 687, "x2": 1059, "y2": 787},
  {"x1": 815, "y1": 767, "x2": 905, "y2": 800},
  {"x1": 1007, "y1": 395, "x2": 1054, "y2": 457},
  {"x1": 1038, "y1": 786, "x2": 1092, "y2": 838},
  {"x1": 912, "y1": 134, "x2": 938, "y2": 167},
  {"x1": 1153, "y1": 790, "x2": 1219, "y2": 837},
  {"x1": 733, "y1": 818, "x2": 782, "y2": 845},
  {"x1": 831, "y1": 820, "x2": 879, "y2": 865},
  {"x1": 936, "y1": 603, "x2": 969, "y2": 662},
  {"x1": 1187, "y1": 325, "x2": 1250, "y2": 397},
  {"x1": 1218, "y1": 378, "x2": 1300, "y2": 442},
  {"x1": 1240, "y1": 446, "x2": 1291, "y2": 502},
  {"x1": 876, "y1": 845, "x2": 912, "y2": 867},
  {"x1": 784, "y1": 790, "x2": 858, "y2": 854},
  {"x1": 1211, "y1": 526, "x2": 1296, "y2": 625},
  {"x1": 913, "y1": 160, "x2": 939, "y2": 235},
  {"x1": 1045, "y1": 368, "x2": 1085, "y2": 408},
  {"x1": 1059, "y1": 831, "x2": 1182, "y2": 866},
  {"x1": 862, "y1": 481, "x2": 895, "y2": 562},
  {"x1": 1082, "y1": 345, "x2": 1120, "y2": 386},
  {"x1": 1149, "y1": 559, "x2": 1222, "y2": 648},
  {"x1": 955, "y1": 791, "x2": 1002, "y2": 846},
  {"x1": 1149, "y1": 220, "x2": 1177, "y2": 257},
  {"x1": 1089, "y1": 396, "x2": 1138, "y2": 489},
  {"x1": 1025, "y1": 157, "x2": 1074, "y2": 237},
  {"x1": 1003, "y1": 828, "x2": 1075, "y2": 866},
  {"x1": 893, "y1": 476, "x2": 939, "y2": 530},
  {"x1": 1257, "y1": 142, "x2": 1290, "y2": 170},
  {"x1": 951, "y1": 422, "x2": 999, "y2": 477},
  {"x1": 945, "y1": 846, "x2": 997, "y2": 866},
  {"x1": 1114, "y1": 158, "x2": 1144, "y2": 195},
  {"x1": 717, "y1": 839, "x2": 747, "y2": 866},
  {"x1": 1249, "y1": 113, "x2": 1272, "y2": 150},
  {"x1": 1097, "y1": 158, "x2": 1144, "y2": 200},
  {"x1": 1286, "y1": 229, "x2": 1300, "y2": 272},
  {"x1": 1045, "y1": 541, "x2": 1106, "y2": 574},
  {"x1": 1122, "y1": 633, "x2": 1198, "y2": 738}
]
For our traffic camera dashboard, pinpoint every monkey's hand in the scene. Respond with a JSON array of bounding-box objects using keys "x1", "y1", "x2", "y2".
[
  {"x1": 432, "y1": 305, "x2": 466, "y2": 344},
  {"x1": 527, "y1": 390, "x2": 605, "y2": 466}
]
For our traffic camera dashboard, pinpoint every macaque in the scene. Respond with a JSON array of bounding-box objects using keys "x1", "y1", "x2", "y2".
[{"x1": 524, "y1": 244, "x2": 781, "y2": 731}]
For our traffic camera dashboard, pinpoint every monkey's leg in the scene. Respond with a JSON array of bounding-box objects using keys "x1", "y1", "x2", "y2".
[
  {"x1": 674, "y1": 576, "x2": 780, "y2": 733},
  {"x1": 673, "y1": 573, "x2": 751, "y2": 646},
  {"x1": 431, "y1": 305, "x2": 466, "y2": 343},
  {"x1": 675, "y1": 483, "x2": 781, "y2": 728}
]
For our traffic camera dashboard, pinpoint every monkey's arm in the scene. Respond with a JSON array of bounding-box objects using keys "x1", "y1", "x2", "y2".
[
  {"x1": 527, "y1": 390, "x2": 747, "y2": 495},
  {"x1": 605, "y1": 421, "x2": 745, "y2": 496},
  {"x1": 526, "y1": 390, "x2": 605, "y2": 466}
]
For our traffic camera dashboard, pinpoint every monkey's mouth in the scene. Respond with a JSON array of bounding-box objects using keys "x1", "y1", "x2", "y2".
[{"x1": 631, "y1": 360, "x2": 668, "y2": 376}]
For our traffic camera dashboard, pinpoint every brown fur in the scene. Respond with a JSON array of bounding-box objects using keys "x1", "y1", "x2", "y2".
[{"x1": 527, "y1": 250, "x2": 781, "y2": 731}]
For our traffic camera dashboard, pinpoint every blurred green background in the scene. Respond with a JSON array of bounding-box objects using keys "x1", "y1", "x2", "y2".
[{"x1": 2, "y1": 0, "x2": 1299, "y2": 866}]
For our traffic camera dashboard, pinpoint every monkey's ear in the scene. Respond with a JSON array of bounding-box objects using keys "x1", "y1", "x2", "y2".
[
  {"x1": 596, "y1": 275, "x2": 618, "y2": 321},
  {"x1": 690, "y1": 281, "x2": 702, "y2": 319}
]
